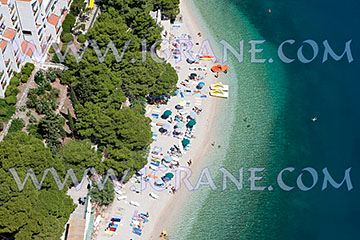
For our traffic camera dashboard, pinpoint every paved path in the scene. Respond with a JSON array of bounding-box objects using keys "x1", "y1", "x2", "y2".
[
  {"x1": 39, "y1": 62, "x2": 68, "y2": 71},
  {"x1": 0, "y1": 66, "x2": 37, "y2": 142}
]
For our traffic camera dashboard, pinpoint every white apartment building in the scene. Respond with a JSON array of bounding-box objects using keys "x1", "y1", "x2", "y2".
[{"x1": 0, "y1": 0, "x2": 71, "y2": 98}]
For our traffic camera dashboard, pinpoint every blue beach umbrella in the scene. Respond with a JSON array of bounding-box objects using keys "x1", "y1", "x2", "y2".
[
  {"x1": 197, "y1": 82, "x2": 205, "y2": 89},
  {"x1": 182, "y1": 138, "x2": 190, "y2": 147},
  {"x1": 187, "y1": 119, "x2": 196, "y2": 128},
  {"x1": 161, "y1": 110, "x2": 172, "y2": 119}
]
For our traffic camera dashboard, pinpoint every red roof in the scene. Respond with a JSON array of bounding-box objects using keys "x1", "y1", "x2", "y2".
[
  {"x1": 21, "y1": 40, "x2": 35, "y2": 57},
  {"x1": 0, "y1": 40, "x2": 7, "y2": 52},
  {"x1": 47, "y1": 14, "x2": 60, "y2": 26},
  {"x1": 0, "y1": 0, "x2": 8, "y2": 4},
  {"x1": 3, "y1": 28, "x2": 16, "y2": 40}
]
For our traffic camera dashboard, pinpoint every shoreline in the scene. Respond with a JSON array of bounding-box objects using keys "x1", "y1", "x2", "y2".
[
  {"x1": 148, "y1": 0, "x2": 225, "y2": 238},
  {"x1": 93, "y1": 0, "x2": 227, "y2": 239}
]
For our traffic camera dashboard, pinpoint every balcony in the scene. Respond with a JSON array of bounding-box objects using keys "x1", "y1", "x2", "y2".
[
  {"x1": 33, "y1": 7, "x2": 39, "y2": 16},
  {"x1": 11, "y1": 15, "x2": 18, "y2": 26},
  {"x1": 0, "y1": 23, "x2": 5, "y2": 35},
  {"x1": 5, "y1": 60, "x2": 10, "y2": 68}
]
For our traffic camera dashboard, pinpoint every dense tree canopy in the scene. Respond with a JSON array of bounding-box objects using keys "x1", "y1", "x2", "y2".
[
  {"x1": 90, "y1": 180, "x2": 115, "y2": 206},
  {"x1": 0, "y1": 133, "x2": 75, "y2": 240},
  {"x1": 60, "y1": 139, "x2": 102, "y2": 179},
  {"x1": 153, "y1": 0, "x2": 180, "y2": 22},
  {"x1": 60, "y1": 0, "x2": 179, "y2": 176}
]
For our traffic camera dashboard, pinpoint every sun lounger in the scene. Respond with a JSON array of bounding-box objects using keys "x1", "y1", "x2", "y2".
[
  {"x1": 112, "y1": 214, "x2": 123, "y2": 219},
  {"x1": 104, "y1": 230, "x2": 114, "y2": 236},
  {"x1": 150, "y1": 162, "x2": 160, "y2": 167},
  {"x1": 133, "y1": 228, "x2": 142, "y2": 236},
  {"x1": 117, "y1": 195, "x2": 127, "y2": 201},
  {"x1": 130, "y1": 201, "x2": 140, "y2": 207}
]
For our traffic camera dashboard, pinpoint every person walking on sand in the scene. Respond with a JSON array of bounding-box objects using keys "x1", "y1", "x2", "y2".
[{"x1": 187, "y1": 159, "x2": 192, "y2": 167}]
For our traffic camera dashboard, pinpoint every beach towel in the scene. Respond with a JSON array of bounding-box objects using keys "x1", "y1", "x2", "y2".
[
  {"x1": 151, "y1": 162, "x2": 160, "y2": 167},
  {"x1": 180, "y1": 92, "x2": 184, "y2": 98}
]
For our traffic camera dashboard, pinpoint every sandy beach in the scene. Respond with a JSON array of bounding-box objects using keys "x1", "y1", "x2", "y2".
[{"x1": 93, "y1": 1, "x2": 227, "y2": 239}]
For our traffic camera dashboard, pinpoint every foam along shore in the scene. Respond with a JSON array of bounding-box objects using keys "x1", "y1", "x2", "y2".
[{"x1": 93, "y1": 1, "x2": 227, "y2": 239}]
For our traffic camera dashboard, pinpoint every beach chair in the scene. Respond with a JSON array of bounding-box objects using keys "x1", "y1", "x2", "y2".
[
  {"x1": 133, "y1": 228, "x2": 142, "y2": 236},
  {"x1": 112, "y1": 215, "x2": 123, "y2": 221},
  {"x1": 104, "y1": 230, "x2": 114, "y2": 236}
]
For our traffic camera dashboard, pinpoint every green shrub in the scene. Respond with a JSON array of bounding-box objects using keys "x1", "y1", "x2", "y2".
[
  {"x1": 6, "y1": 85, "x2": 19, "y2": 97},
  {"x1": 61, "y1": 44, "x2": 68, "y2": 53},
  {"x1": 77, "y1": 34, "x2": 86, "y2": 43},
  {"x1": 49, "y1": 46, "x2": 55, "y2": 54},
  {"x1": 61, "y1": 33, "x2": 74, "y2": 43},
  {"x1": 27, "y1": 124, "x2": 42, "y2": 139},
  {"x1": 21, "y1": 67, "x2": 32, "y2": 77},
  {"x1": 5, "y1": 96, "x2": 17, "y2": 105},
  {"x1": 80, "y1": 24, "x2": 86, "y2": 31},
  {"x1": 24, "y1": 63, "x2": 35, "y2": 71},
  {"x1": 8, "y1": 118, "x2": 24, "y2": 133},
  {"x1": 62, "y1": 14, "x2": 76, "y2": 34},
  {"x1": 46, "y1": 70, "x2": 57, "y2": 82},
  {"x1": 10, "y1": 77, "x2": 20, "y2": 86},
  {"x1": 26, "y1": 111, "x2": 31, "y2": 117},
  {"x1": 0, "y1": 101, "x2": 15, "y2": 122},
  {"x1": 20, "y1": 74, "x2": 29, "y2": 83},
  {"x1": 52, "y1": 53, "x2": 60, "y2": 63},
  {"x1": 0, "y1": 108, "x2": 7, "y2": 118},
  {"x1": 34, "y1": 71, "x2": 46, "y2": 85}
]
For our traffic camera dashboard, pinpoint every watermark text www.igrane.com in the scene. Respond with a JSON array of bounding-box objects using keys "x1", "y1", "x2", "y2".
[{"x1": 8, "y1": 166, "x2": 353, "y2": 192}]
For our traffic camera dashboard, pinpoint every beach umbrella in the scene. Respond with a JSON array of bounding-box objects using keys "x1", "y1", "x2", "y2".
[
  {"x1": 188, "y1": 112, "x2": 198, "y2": 119},
  {"x1": 162, "y1": 155, "x2": 172, "y2": 163},
  {"x1": 186, "y1": 58, "x2": 195, "y2": 64},
  {"x1": 162, "y1": 123, "x2": 171, "y2": 130},
  {"x1": 165, "y1": 173, "x2": 174, "y2": 179},
  {"x1": 182, "y1": 138, "x2": 190, "y2": 147},
  {"x1": 161, "y1": 110, "x2": 172, "y2": 119},
  {"x1": 190, "y1": 73, "x2": 197, "y2": 77},
  {"x1": 196, "y1": 82, "x2": 205, "y2": 89},
  {"x1": 175, "y1": 122, "x2": 185, "y2": 129},
  {"x1": 175, "y1": 104, "x2": 184, "y2": 110},
  {"x1": 187, "y1": 119, "x2": 197, "y2": 128}
]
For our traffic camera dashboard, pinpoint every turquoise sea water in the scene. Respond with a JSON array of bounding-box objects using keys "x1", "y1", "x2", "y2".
[{"x1": 169, "y1": 0, "x2": 360, "y2": 239}]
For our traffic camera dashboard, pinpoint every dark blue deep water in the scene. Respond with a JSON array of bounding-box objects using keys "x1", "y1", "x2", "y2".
[{"x1": 171, "y1": 0, "x2": 360, "y2": 239}]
